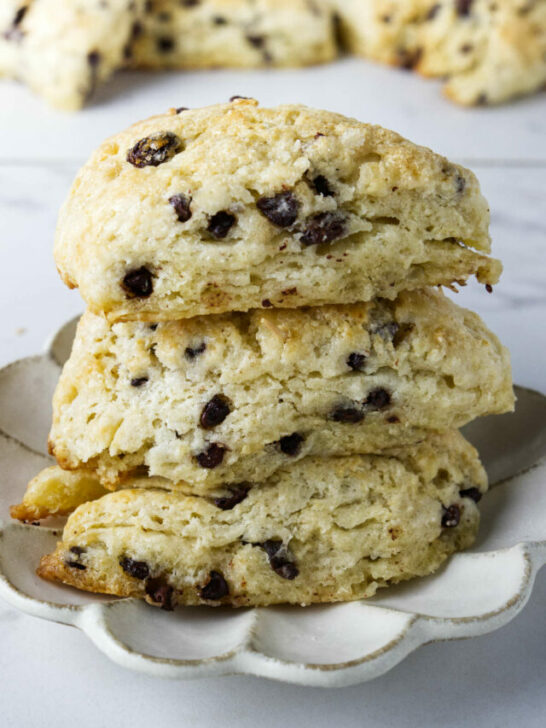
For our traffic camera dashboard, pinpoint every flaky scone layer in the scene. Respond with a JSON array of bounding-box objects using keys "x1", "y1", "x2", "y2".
[
  {"x1": 47, "y1": 288, "x2": 513, "y2": 493},
  {"x1": 38, "y1": 432, "x2": 487, "y2": 608},
  {"x1": 54, "y1": 100, "x2": 499, "y2": 320}
]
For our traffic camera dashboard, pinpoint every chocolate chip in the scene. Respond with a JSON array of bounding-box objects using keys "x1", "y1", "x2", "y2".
[
  {"x1": 257, "y1": 191, "x2": 300, "y2": 227},
  {"x1": 261, "y1": 299, "x2": 273, "y2": 308},
  {"x1": 69, "y1": 546, "x2": 86, "y2": 556},
  {"x1": 213, "y1": 484, "x2": 251, "y2": 510},
  {"x1": 347, "y1": 352, "x2": 366, "y2": 371},
  {"x1": 278, "y1": 433, "x2": 304, "y2": 456},
  {"x1": 311, "y1": 175, "x2": 335, "y2": 197},
  {"x1": 196, "y1": 443, "x2": 227, "y2": 469},
  {"x1": 199, "y1": 570, "x2": 229, "y2": 600},
  {"x1": 300, "y1": 212, "x2": 346, "y2": 247},
  {"x1": 185, "y1": 342, "x2": 206, "y2": 360},
  {"x1": 455, "y1": 0, "x2": 473, "y2": 16},
  {"x1": 127, "y1": 132, "x2": 183, "y2": 168},
  {"x1": 230, "y1": 95, "x2": 249, "y2": 101},
  {"x1": 169, "y1": 193, "x2": 192, "y2": 222},
  {"x1": 145, "y1": 577, "x2": 174, "y2": 610},
  {"x1": 442, "y1": 504, "x2": 461, "y2": 528},
  {"x1": 149, "y1": 323, "x2": 158, "y2": 331},
  {"x1": 364, "y1": 388, "x2": 391, "y2": 411},
  {"x1": 176, "y1": 106, "x2": 188, "y2": 113},
  {"x1": 122, "y1": 267, "x2": 153, "y2": 298},
  {"x1": 258, "y1": 540, "x2": 299, "y2": 580},
  {"x1": 200, "y1": 395, "x2": 231, "y2": 429},
  {"x1": 130, "y1": 377, "x2": 148, "y2": 387},
  {"x1": 485, "y1": 284, "x2": 493, "y2": 294},
  {"x1": 120, "y1": 557, "x2": 150, "y2": 580},
  {"x1": 330, "y1": 406, "x2": 364, "y2": 424},
  {"x1": 459, "y1": 487, "x2": 482, "y2": 503},
  {"x1": 207, "y1": 211, "x2": 236, "y2": 239},
  {"x1": 214, "y1": 16, "x2": 227, "y2": 25}
]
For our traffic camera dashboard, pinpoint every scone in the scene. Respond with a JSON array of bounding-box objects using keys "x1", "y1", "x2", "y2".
[
  {"x1": 54, "y1": 100, "x2": 499, "y2": 321},
  {"x1": 0, "y1": 0, "x2": 336, "y2": 110},
  {"x1": 36, "y1": 432, "x2": 487, "y2": 608},
  {"x1": 0, "y1": 0, "x2": 147, "y2": 111},
  {"x1": 43, "y1": 289, "x2": 513, "y2": 495},
  {"x1": 129, "y1": 0, "x2": 337, "y2": 70},
  {"x1": 332, "y1": 0, "x2": 546, "y2": 106}
]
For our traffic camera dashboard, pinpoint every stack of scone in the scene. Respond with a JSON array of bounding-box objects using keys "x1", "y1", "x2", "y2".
[{"x1": 12, "y1": 100, "x2": 514, "y2": 609}]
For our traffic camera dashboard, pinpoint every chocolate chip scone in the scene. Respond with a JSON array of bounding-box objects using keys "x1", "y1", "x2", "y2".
[
  {"x1": 0, "y1": 0, "x2": 147, "y2": 111},
  {"x1": 54, "y1": 100, "x2": 499, "y2": 320},
  {"x1": 128, "y1": 0, "x2": 336, "y2": 70},
  {"x1": 36, "y1": 432, "x2": 487, "y2": 607},
  {"x1": 43, "y1": 288, "x2": 513, "y2": 496},
  {"x1": 332, "y1": 0, "x2": 546, "y2": 106}
]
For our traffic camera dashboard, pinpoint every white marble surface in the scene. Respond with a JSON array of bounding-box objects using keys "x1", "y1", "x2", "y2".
[{"x1": 0, "y1": 59, "x2": 544, "y2": 727}]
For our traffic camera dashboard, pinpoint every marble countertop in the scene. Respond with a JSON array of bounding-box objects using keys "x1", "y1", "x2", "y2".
[{"x1": 0, "y1": 59, "x2": 544, "y2": 728}]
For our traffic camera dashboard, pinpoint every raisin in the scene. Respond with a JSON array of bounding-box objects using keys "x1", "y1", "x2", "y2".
[
  {"x1": 459, "y1": 487, "x2": 482, "y2": 503},
  {"x1": 347, "y1": 352, "x2": 366, "y2": 371},
  {"x1": 145, "y1": 578, "x2": 174, "y2": 610},
  {"x1": 397, "y1": 48, "x2": 422, "y2": 70},
  {"x1": 278, "y1": 433, "x2": 304, "y2": 456},
  {"x1": 427, "y1": 4, "x2": 441, "y2": 20},
  {"x1": 122, "y1": 267, "x2": 153, "y2": 298},
  {"x1": 213, "y1": 484, "x2": 251, "y2": 510},
  {"x1": 200, "y1": 395, "x2": 231, "y2": 429},
  {"x1": 169, "y1": 193, "x2": 192, "y2": 222},
  {"x1": 455, "y1": 175, "x2": 467, "y2": 194},
  {"x1": 196, "y1": 443, "x2": 227, "y2": 469},
  {"x1": 455, "y1": 0, "x2": 473, "y2": 16},
  {"x1": 441, "y1": 504, "x2": 461, "y2": 528},
  {"x1": 127, "y1": 132, "x2": 183, "y2": 168},
  {"x1": 257, "y1": 191, "x2": 299, "y2": 227},
  {"x1": 130, "y1": 377, "x2": 148, "y2": 387},
  {"x1": 87, "y1": 50, "x2": 101, "y2": 68},
  {"x1": 69, "y1": 546, "x2": 86, "y2": 556},
  {"x1": 311, "y1": 175, "x2": 335, "y2": 197},
  {"x1": 176, "y1": 106, "x2": 188, "y2": 113},
  {"x1": 199, "y1": 571, "x2": 229, "y2": 600},
  {"x1": 364, "y1": 388, "x2": 391, "y2": 411},
  {"x1": 120, "y1": 557, "x2": 150, "y2": 580},
  {"x1": 331, "y1": 406, "x2": 364, "y2": 424},
  {"x1": 300, "y1": 212, "x2": 345, "y2": 246},
  {"x1": 185, "y1": 342, "x2": 206, "y2": 360},
  {"x1": 261, "y1": 299, "x2": 273, "y2": 308},
  {"x1": 258, "y1": 541, "x2": 299, "y2": 580},
  {"x1": 4, "y1": 6, "x2": 28, "y2": 41},
  {"x1": 157, "y1": 36, "x2": 174, "y2": 52},
  {"x1": 230, "y1": 95, "x2": 249, "y2": 101},
  {"x1": 247, "y1": 34, "x2": 265, "y2": 49},
  {"x1": 65, "y1": 561, "x2": 86, "y2": 570},
  {"x1": 207, "y1": 211, "x2": 236, "y2": 239}
]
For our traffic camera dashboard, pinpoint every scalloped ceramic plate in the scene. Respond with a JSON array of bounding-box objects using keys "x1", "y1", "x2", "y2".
[{"x1": 0, "y1": 318, "x2": 545, "y2": 687}]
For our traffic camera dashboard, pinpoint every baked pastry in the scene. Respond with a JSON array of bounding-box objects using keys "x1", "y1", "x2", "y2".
[
  {"x1": 10, "y1": 465, "x2": 109, "y2": 523},
  {"x1": 36, "y1": 432, "x2": 488, "y2": 607},
  {"x1": 0, "y1": 0, "x2": 146, "y2": 111},
  {"x1": 54, "y1": 100, "x2": 499, "y2": 321},
  {"x1": 332, "y1": 0, "x2": 546, "y2": 106},
  {"x1": 0, "y1": 0, "x2": 335, "y2": 110},
  {"x1": 129, "y1": 0, "x2": 336, "y2": 71},
  {"x1": 44, "y1": 288, "x2": 513, "y2": 494}
]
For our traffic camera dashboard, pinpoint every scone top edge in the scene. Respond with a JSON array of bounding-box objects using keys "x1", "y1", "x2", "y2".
[{"x1": 53, "y1": 99, "x2": 494, "y2": 320}]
